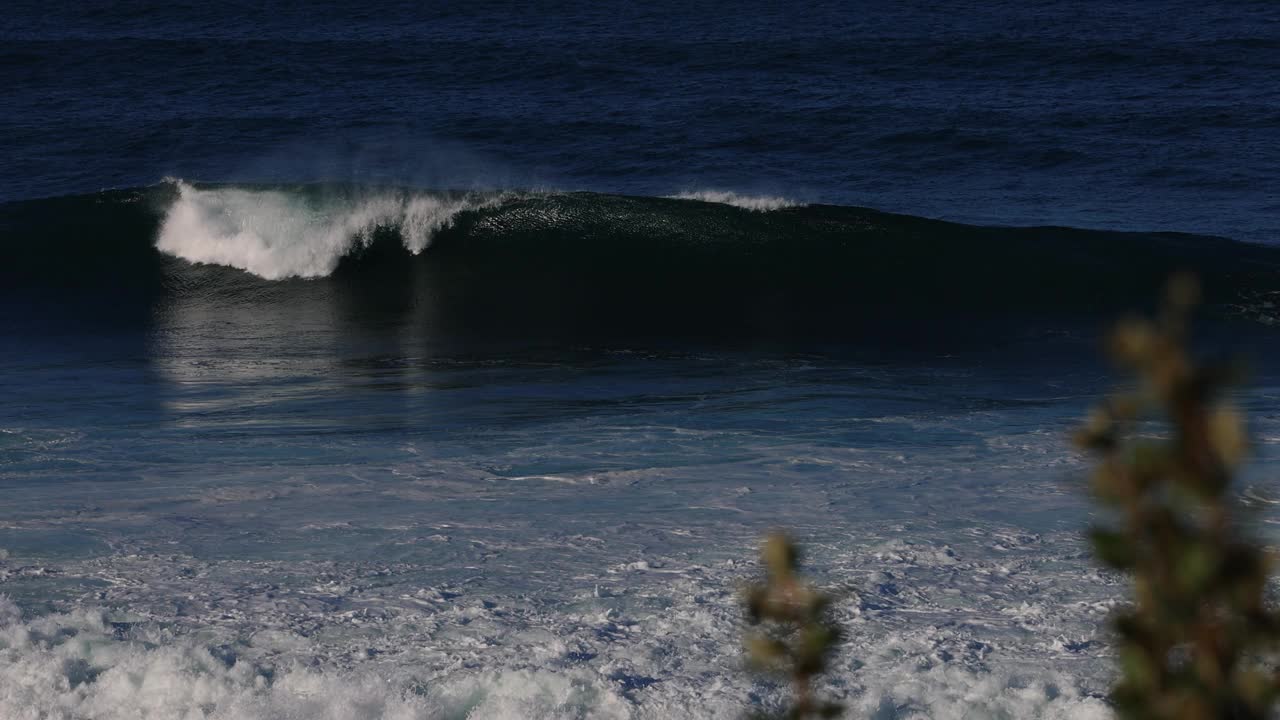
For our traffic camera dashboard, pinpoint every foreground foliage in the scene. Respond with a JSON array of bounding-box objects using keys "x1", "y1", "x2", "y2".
[
  {"x1": 1076, "y1": 275, "x2": 1280, "y2": 719},
  {"x1": 743, "y1": 533, "x2": 843, "y2": 718},
  {"x1": 741, "y1": 276, "x2": 1280, "y2": 718}
]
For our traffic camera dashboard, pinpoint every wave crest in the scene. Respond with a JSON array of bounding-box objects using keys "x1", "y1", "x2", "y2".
[
  {"x1": 155, "y1": 180, "x2": 501, "y2": 279},
  {"x1": 667, "y1": 190, "x2": 798, "y2": 212}
]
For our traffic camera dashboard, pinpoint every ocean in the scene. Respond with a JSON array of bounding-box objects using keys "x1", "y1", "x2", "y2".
[{"x1": 3, "y1": 2, "x2": 1280, "y2": 718}]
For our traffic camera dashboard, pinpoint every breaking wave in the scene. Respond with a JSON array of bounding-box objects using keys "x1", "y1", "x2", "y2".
[
  {"x1": 3, "y1": 180, "x2": 1280, "y2": 342},
  {"x1": 157, "y1": 180, "x2": 507, "y2": 279}
]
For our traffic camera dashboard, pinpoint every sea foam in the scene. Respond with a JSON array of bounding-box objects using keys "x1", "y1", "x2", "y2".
[
  {"x1": 0, "y1": 591, "x2": 1111, "y2": 720},
  {"x1": 156, "y1": 180, "x2": 500, "y2": 280},
  {"x1": 0, "y1": 595, "x2": 623, "y2": 720}
]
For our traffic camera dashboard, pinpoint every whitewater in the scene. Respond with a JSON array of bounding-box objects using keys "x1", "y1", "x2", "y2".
[
  {"x1": 0, "y1": 405, "x2": 1124, "y2": 720},
  {"x1": 11, "y1": 286, "x2": 1280, "y2": 720},
  {"x1": 154, "y1": 180, "x2": 508, "y2": 279}
]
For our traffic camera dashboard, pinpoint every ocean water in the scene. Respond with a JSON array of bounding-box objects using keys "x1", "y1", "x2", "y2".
[{"x1": 3, "y1": 2, "x2": 1280, "y2": 719}]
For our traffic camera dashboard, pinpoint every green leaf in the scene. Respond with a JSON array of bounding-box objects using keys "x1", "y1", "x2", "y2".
[{"x1": 1090, "y1": 528, "x2": 1136, "y2": 570}]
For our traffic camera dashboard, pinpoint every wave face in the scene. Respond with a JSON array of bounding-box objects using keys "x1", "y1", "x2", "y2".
[{"x1": 4, "y1": 181, "x2": 1280, "y2": 345}]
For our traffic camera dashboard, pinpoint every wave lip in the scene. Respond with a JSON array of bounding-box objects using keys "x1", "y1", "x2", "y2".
[{"x1": 155, "y1": 179, "x2": 505, "y2": 280}]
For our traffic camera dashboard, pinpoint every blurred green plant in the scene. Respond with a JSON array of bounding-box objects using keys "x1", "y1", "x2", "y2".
[
  {"x1": 743, "y1": 532, "x2": 843, "y2": 719},
  {"x1": 1076, "y1": 274, "x2": 1280, "y2": 719}
]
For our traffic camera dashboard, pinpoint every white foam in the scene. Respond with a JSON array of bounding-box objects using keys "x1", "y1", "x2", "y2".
[
  {"x1": 0, "y1": 596, "x2": 19, "y2": 626},
  {"x1": 0, "y1": 520, "x2": 1120, "y2": 720},
  {"x1": 0, "y1": 596, "x2": 1114, "y2": 720},
  {"x1": 667, "y1": 190, "x2": 798, "y2": 212},
  {"x1": 849, "y1": 666, "x2": 1111, "y2": 720},
  {"x1": 0, "y1": 599, "x2": 631, "y2": 720},
  {"x1": 155, "y1": 180, "x2": 498, "y2": 280},
  {"x1": 1, "y1": 360, "x2": 1142, "y2": 718}
]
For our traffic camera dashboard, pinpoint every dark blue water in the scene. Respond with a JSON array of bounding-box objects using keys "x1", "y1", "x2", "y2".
[
  {"x1": 5, "y1": 0, "x2": 1279, "y2": 241},
  {"x1": 4, "y1": 3, "x2": 1280, "y2": 718}
]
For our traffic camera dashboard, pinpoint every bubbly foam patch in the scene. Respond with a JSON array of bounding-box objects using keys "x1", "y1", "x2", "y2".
[
  {"x1": 156, "y1": 180, "x2": 499, "y2": 279},
  {"x1": 0, "y1": 591, "x2": 1112, "y2": 720},
  {"x1": 668, "y1": 190, "x2": 798, "y2": 212},
  {"x1": 0, "y1": 520, "x2": 1119, "y2": 720},
  {"x1": 0, "y1": 595, "x2": 628, "y2": 720},
  {"x1": 0, "y1": 595, "x2": 1113, "y2": 720}
]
